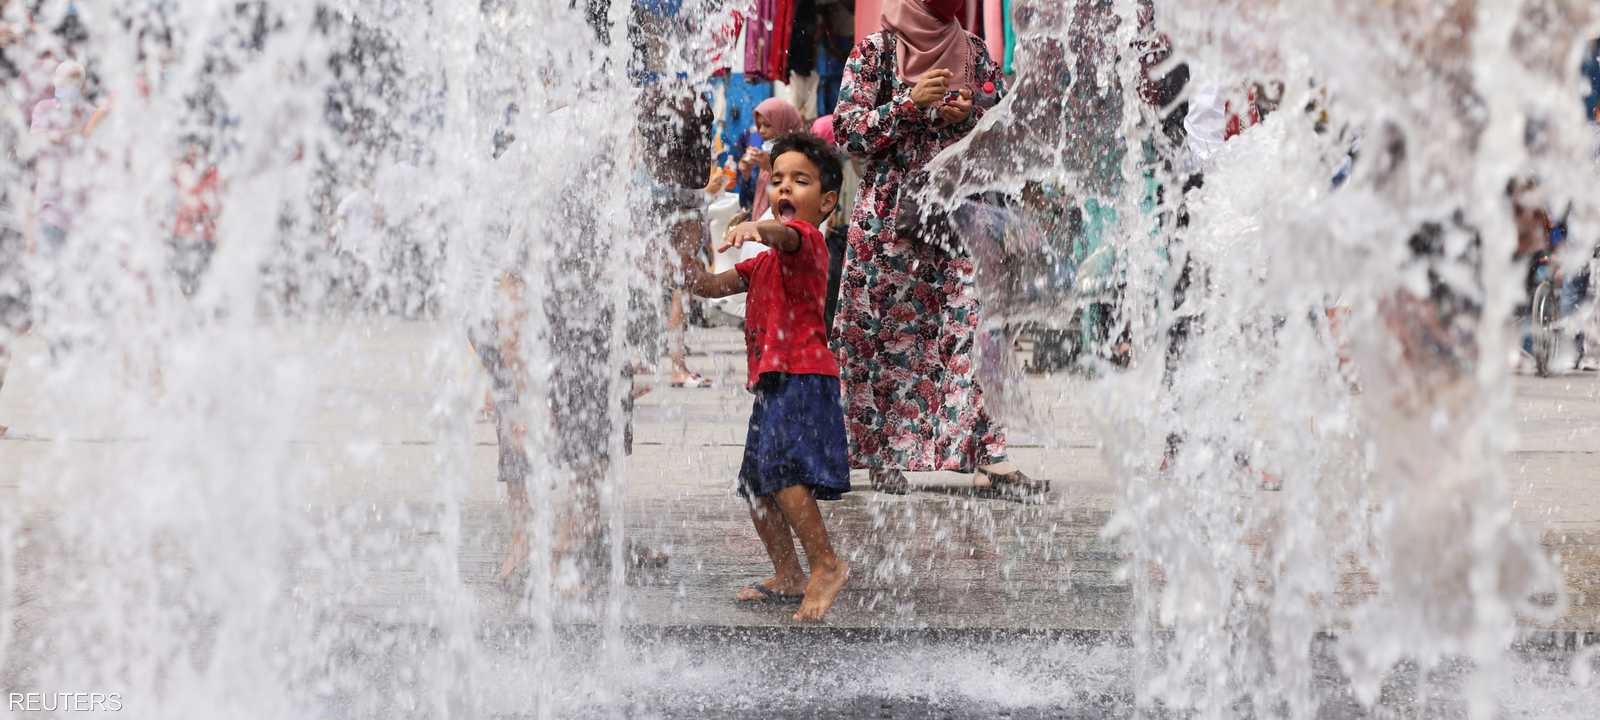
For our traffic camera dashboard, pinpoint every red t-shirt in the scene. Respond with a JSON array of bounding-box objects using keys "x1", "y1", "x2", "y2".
[{"x1": 734, "y1": 219, "x2": 841, "y2": 389}]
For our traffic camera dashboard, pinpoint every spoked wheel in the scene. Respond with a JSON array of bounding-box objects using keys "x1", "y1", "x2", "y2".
[{"x1": 1531, "y1": 280, "x2": 1559, "y2": 377}]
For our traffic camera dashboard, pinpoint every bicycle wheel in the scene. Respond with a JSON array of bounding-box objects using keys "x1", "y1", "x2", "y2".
[{"x1": 1531, "y1": 280, "x2": 1558, "y2": 377}]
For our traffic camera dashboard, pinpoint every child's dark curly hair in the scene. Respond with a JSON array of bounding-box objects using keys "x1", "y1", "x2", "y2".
[{"x1": 770, "y1": 133, "x2": 845, "y2": 196}]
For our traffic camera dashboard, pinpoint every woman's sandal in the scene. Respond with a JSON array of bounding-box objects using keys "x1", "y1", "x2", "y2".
[
  {"x1": 975, "y1": 468, "x2": 1050, "y2": 503},
  {"x1": 626, "y1": 541, "x2": 670, "y2": 570},
  {"x1": 870, "y1": 468, "x2": 911, "y2": 495},
  {"x1": 497, "y1": 562, "x2": 531, "y2": 596},
  {"x1": 737, "y1": 582, "x2": 805, "y2": 604}
]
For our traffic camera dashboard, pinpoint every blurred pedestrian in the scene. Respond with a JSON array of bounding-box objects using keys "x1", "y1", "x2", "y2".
[{"x1": 171, "y1": 141, "x2": 222, "y2": 295}]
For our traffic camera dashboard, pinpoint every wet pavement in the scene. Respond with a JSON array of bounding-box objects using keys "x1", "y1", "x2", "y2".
[{"x1": 3, "y1": 322, "x2": 1599, "y2": 716}]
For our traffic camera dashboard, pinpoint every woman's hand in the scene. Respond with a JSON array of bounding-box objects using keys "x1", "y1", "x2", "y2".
[
  {"x1": 744, "y1": 146, "x2": 771, "y2": 173},
  {"x1": 938, "y1": 88, "x2": 974, "y2": 125},
  {"x1": 704, "y1": 166, "x2": 729, "y2": 196},
  {"x1": 911, "y1": 69, "x2": 954, "y2": 108}
]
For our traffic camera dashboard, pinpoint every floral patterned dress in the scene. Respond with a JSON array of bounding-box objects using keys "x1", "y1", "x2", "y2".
[{"x1": 832, "y1": 31, "x2": 1008, "y2": 473}]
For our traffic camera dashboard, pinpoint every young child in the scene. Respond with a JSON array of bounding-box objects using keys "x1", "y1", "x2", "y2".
[{"x1": 674, "y1": 133, "x2": 851, "y2": 622}]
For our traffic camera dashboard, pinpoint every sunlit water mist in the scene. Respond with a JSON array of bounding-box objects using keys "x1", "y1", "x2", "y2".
[
  {"x1": 2, "y1": 0, "x2": 652, "y2": 716},
  {"x1": 2, "y1": 0, "x2": 1598, "y2": 718},
  {"x1": 924, "y1": 0, "x2": 1598, "y2": 717}
]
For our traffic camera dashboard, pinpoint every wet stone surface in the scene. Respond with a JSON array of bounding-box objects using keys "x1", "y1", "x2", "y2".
[{"x1": 3, "y1": 324, "x2": 1600, "y2": 715}]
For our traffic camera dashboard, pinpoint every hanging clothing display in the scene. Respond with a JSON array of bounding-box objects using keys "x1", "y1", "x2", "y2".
[
  {"x1": 766, "y1": 0, "x2": 797, "y2": 81},
  {"x1": 983, "y1": 0, "x2": 1004, "y2": 64},
  {"x1": 784, "y1": 0, "x2": 817, "y2": 115},
  {"x1": 708, "y1": 9, "x2": 745, "y2": 76},
  {"x1": 745, "y1": 0, "x2": 797, "y2": 82},
  {"x1": 853, "y1": 0, "x2": 882, "y2": 39},
  {"x1": 779, "y1": 71, "x2": 820, "y2": 118},
  {"x1": 745, "y1": 0, "x2": 777, "y2": 80},
  {"x1": 1003, "y1": 0, "x2": 1016, "y2": 74},
  {"x1": 789, "y1": 0, "x2": 819, "y2": 73}
]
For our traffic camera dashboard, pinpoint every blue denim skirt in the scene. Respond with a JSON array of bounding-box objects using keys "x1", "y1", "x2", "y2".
[{"x1": 738, "y1": 373, "x2": 851, "y2": 501}]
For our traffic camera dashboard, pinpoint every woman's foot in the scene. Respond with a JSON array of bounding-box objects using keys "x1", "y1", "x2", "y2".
[
  {"x1": 976, "y1": 464, "x2": 1049, "y2": 502},
  {"x1": 626, "y1": 540, "x2": 670, "y2": 569},
  {"x1": 794, "y1": 561, "x2": 849, "y2": 622},
  {"x1": 735, "y1": 574, "x2": 807, "y2": 603},
  {"x1": 870, "y1": 468, "x2": 910, "y2": 495},
  {"x1": 669, "y1": 371, "x2": 713, "y2": 388}
]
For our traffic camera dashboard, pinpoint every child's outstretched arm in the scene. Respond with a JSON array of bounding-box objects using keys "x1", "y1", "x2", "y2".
[
  {"x1": 673, "y1": 221, "x2": 747, "y2": 299},
  {"x1": 723, "y1": 219, "x2": 802, "y2": 253}
]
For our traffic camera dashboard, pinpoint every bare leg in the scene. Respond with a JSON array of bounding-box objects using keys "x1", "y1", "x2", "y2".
[
  {"x1": 1583, "y1": 260, "x2": 1600, "y2": 369},
  {"x1": 554, "y1": 469, "x2": 603, "y2": 564},
  {"x1": 773, "y1": 485, "x2": 849, "y2": 621},
  {"x1": 667, "y1": 288, "x2": 697, "y2": 384},
  {"x1": 735, "y1": 495, "x2": 808, "y2": 601},
  {"x1": 499, "y1": 478, "x2": 529, "y2": 581}
]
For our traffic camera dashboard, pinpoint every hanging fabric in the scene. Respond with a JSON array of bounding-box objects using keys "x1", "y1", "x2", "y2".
[
  {"x1": 766, "y1": 0, "x2": 797, "y2": 81},
  {"x1": 854, "y1": 0, "x2": 882, "y2": 39},
  {"x1": 789, "y1": 0, "x2": 819, "y2": 76},
  {"x1": 709, "y1": 9, "x2": 745, "y2": 77},
  {"x1": 746, "y1": 0, "x2": 777, "y2": 81},
  {"x1": 1002, "y1": 0, "x2": 1016, "y2": 74},
  {"x1": 982, "y1": 0, "x2": 1003, "y2": 64}
]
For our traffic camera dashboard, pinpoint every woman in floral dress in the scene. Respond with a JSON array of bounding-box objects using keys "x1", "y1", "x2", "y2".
[{"x1": 831, "y1": 0, "x2": 1044, "y2": 498}]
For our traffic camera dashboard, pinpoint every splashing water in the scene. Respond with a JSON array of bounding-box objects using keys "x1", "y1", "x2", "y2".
[
  {"x1": 931, "y1": 0, "x2": 1594, "y2": 716},
  {"x1": 1, "y1": 0, "x2": 1597, "y2": 718}
]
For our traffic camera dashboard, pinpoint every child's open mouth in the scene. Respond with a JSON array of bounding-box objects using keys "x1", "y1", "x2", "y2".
[{"x1": 777, "y1": 200, "x2": 798, "y2": 222}]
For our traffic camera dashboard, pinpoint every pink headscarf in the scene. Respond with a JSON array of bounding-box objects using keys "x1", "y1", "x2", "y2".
[
  {"x1": 882, "y1": 0, "x2": 975, "y2": 92},
  {"x1": 810, "y1": 115, "x2": 835, "y2": 145},
  {"x1": 751, "y1": 97, "x2": 806, "y2": 220}
]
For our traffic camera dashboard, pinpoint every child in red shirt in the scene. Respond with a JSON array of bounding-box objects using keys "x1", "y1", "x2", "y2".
[{"x1": 675, "y1": 133, "x2": 851, "y2": 622}]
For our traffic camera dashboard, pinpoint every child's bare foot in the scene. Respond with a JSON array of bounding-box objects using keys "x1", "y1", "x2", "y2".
[
  {"x1": 794, "y1": 561, "x2": 849, "y2": 622},
  {"x1": 735, "y1": 574, "x2": 807, "y2": 603}
]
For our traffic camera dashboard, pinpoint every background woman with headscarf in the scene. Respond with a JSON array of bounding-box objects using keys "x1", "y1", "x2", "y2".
[
  {"x1": 832, "y1": 0, "x2": 1044, "y2": 498},
  {"x1": 738, "y1": 97, "x2": 807, "y2": 223}
]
